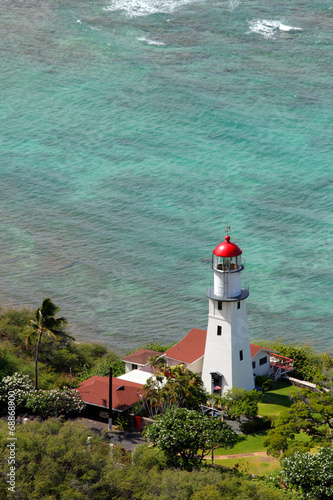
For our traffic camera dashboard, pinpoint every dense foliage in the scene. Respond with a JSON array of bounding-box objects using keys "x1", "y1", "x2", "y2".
[
  {"x1": 145, "y1": 407, "x2": 238, "y2": 469},
  {"x1": 25, "y1": 388, "x2": 85, "y2": 418},
  {"x1": 0, "y1": 418, "x2": 291, "y2": 500},
  {"x1": 140, "y1": 365, "x2": 208, "y2": 417},
  {"x1": 264, "y1": 382, "x2": 333, "y2": 457},
  {"x1": 217, "y1": 387, "x2": 262, "y2": 421},
  {"x1": 275, "y1": 448, "x2": 333, "y2": 499},
  {"x1": 127, "y1": 342, "x2": 176, "y2": 354},
  {"x1": 0, "y1": 307, "x2": 125, "y2": 392},
  {"x1": 0, "y1": 372, "x2": 34, "y2": 407},
  {"x1": 260, "y1": 340, "x2": 332, "y2": 382}
]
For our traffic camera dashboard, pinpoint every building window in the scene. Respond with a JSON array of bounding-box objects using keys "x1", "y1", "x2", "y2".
[
  {"x1": 218, "y1": 301, "x2": 222, "y2": 311},
  {"x1": 132, "y1": 364, "x2": 138, "y2": 370},
  {"x1": 259, "y1": 356, "x2": 268, "y2": 366},
  {"x1": 217, "y1": 325, "x2": 222, "y2": 336},
  {"x1": 239, "y1": 350, "x2": 243, "y2": 361},
  {"x1": 237, "y1": 301, "x2": 241, "y2": 310},
  {"x1": 252, "y1": 361, "x2": 256, "y2": 369}
]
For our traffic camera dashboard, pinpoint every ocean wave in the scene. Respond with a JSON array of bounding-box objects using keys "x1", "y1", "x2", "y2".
[
  {"x1": 138, "y1": 36, "x2": 165, "y2": 45},
  {"x1": 248, "y1": 19, "x2": 302, "y2": 39},
  {"x1": 104, "y1": 0, "x2": 199, "y2": 17}
]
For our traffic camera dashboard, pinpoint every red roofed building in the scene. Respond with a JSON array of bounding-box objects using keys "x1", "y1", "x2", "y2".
[
  {"x1": 121, "y1": 348, "x2": 162, "y2": 373},
  {"x1": 164, "y1": 329, "x2": 207, "y2": 376},
  {"x1": 77, "y1": 375, "x2": 143, "y2": 413}
]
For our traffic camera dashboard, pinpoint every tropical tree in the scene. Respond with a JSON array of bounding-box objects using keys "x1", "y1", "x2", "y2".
[
  {"x1": 145, "y1": 407, "x2": 238, "y2": 469},
  {"x1": 147, "y1": 354, "x2": 166, "y2": 373},
  {"x1": 140, "y1": 365, "x2": 208, "y2": 417},
  {"x1": 26, "y1": 298, "x2": 70, "y2": 390}
]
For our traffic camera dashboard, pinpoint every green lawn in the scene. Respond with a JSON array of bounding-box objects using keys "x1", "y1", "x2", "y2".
[
  {"x1": 212, "y1": 456, "x2": 281, "y2": 477},
  {"x1": 213, "y1": 382, "x2": 308, "y2": 457},
  {"x1": 258, "y1": 381, "x2": 298, "y2": 417},
  {"x1": 214, "y1": 430, "x2": 269, "y2": 455}
]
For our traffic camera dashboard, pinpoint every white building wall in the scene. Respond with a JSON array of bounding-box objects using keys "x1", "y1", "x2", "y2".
[
  {"x1": 202, "y1": 298, "x2": 254, "y2": 393},
  {"x1": 187, "y1": 357, "x2": 204, "y2": 377},
  {"x1": 252, "y1": 351, "x2": 270, "y2": 377}
]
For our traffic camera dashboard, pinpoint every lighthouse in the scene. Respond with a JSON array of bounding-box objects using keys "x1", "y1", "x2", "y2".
[{"x1": 201, "y1": 233, "x2": 255, "y2": 394}]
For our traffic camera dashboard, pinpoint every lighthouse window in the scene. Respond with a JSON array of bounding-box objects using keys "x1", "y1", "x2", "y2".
[
  {"x1": 217, "y1": 325, "x2": 222, "y2": 336},
  {"x1": 259, "y1": 356, "x2": 268, "y2": 366},
  {"x1": 237, "y1": 301, "x2": 241, "y2": 310},
  {"x1": 218, "y1": 301, "x2": 222, "y2": 311},
  {"x1": 239, "y1": 350, "x2": 243, "y2": 361}
]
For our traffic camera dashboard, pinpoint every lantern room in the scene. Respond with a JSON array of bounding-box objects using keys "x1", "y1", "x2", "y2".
[{"x1": 212, "y1": 235, "x2": 242, "y2": 272}]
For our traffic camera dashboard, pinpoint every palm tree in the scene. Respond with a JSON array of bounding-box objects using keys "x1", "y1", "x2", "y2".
[
  {"x1": 148, "y1": 354, "x2": 166, "y2": 373},
  {"x1": 26, "y1": 298, "x2": 70, "y2": 390}
]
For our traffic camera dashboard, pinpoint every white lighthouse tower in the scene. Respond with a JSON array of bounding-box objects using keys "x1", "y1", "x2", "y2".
[{"x1": 202, "y1": 232, "x2": 254, "y2": 394}]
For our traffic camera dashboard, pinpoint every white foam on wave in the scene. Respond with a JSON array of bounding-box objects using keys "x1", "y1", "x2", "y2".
[
  {"x1": 248, "y1": 19, "x2": 302, "y2": 39},
  {"x1": 104, "y1": 0, "x2": 198, "y2": 17},
  {"x1": 138, "y1": 36, "x2": 165, "y2": 45}
]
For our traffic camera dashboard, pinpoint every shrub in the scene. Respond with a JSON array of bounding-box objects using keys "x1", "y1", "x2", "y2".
[
  {"x1": 240, "y1": 416, "x2": 272, "y2": 434},
  {"x1": 132, "y1": 444, "x2": 167, "y2": 470},
  {"x1": 277, "y1": 448, "x2": 333, "y2": 499},
  {"x1": 255, "y1": 375, "x2": 273, "y2": 392},
  {"x1": 0, "y1": 372, "x2": 34, "y2": 407},
  {"x1": 25, "y1": 387, "x2": 85, "y2": 418}
]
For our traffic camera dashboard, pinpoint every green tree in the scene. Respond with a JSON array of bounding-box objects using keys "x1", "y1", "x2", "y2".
[
  {"x1": 145, "y1": 407, "x2": 238, "y2": 469},
  {"x1": 264, "y1": 383, "x2": 333, "y2": 457},
  {"x1": 26, "y1": 298, "x2": 70, "y2": 390},
  {"x1": 277, "y1": 448, "x2": 333, "y2": 499},
  {"x1": 141, "y1": 365, "x2": 208, "y2": 417},
  {"x1": 148, "y1": 354, "x2": 167, "y2": 373},
  {"x1": 0, "y1": 418, "x2": 107, "y2": 499},
  {"x1": 219, "y1": 387, "x2": 262, "y2": 421},
  {"x1": 263, "y1": 340, "x2": 321, "y2": 381}
]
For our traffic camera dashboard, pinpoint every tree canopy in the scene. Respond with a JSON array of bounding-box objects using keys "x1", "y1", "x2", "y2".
[
  {"x1": 140, "y1": 364, "x2": 208, "y2": 417},
  {"x1": 264, "y1": 381, "x2": 333, "y2": 457},
  {"x1": 145, "y1": 407, "x2": 238, "y2": 469},
  {"x1": 218, "y1": 387, "x2": 262, "y2": 421}
]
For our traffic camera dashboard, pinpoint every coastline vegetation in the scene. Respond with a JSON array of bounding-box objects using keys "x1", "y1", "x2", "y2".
[{"x1": 1, "y1": 304, "x2": 333, "y2": 498}]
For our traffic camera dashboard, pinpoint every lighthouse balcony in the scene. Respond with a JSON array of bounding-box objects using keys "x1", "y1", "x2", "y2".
[{"x1": 207, "y1": 284, "x2": 249, "y2": 302}]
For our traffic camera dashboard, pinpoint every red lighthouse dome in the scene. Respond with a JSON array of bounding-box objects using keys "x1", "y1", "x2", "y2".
[{"x1": 213, "y1": 235, "x2": 242, "y2": 258}]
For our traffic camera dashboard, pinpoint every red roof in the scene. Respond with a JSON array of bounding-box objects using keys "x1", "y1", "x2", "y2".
[
  {"x1": 165, "y1": 329, "x2": 207, "y2": 364},
  {"x1": 250, "y1": 343, "x2": 271, "y2": 357},
  {"x1": 213, "y1": 235, "x2": 242, "y2": 258},
  {"x1": 165, "y1": 332, "x2": 270, "y2": 363},
  {"x1": 77, "y1": 376, "x2": 143, "y2": 412},
  {"x1": 121, "y1": 348, "x2": 162, "y2": 365}
]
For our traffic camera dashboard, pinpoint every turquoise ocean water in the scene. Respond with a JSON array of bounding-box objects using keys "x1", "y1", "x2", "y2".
[{"x1": 1, "y1": 0, "x2": 332, "y2": 354}]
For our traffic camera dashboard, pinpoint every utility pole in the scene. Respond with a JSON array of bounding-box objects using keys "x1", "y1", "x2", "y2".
[{"x1": 108, "y1": 367, "x2": 113, "y2": 431}]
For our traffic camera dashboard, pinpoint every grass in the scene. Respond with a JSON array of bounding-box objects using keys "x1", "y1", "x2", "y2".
[
  {"x1": 212, "y1": 382, "x2": 309, "y2": 459},
  {"x1": 214, "y1": 430, "x2": 269, "y2": 455},
  {"x1": 258, "y1": 381, "x2": 298, "y2": 417},
  {"x1": 212, "y1": 456, "x2": 281, "y2": 477}
]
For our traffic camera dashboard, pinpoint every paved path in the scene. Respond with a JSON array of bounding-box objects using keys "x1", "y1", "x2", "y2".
[{"x1": 77, "y1": 418, "x2": 146, "y2": 450}]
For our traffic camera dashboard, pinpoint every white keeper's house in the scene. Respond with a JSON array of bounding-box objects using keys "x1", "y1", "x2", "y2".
[{"x1": 121, "y1": 233, "x2": 294, "y2": 394}]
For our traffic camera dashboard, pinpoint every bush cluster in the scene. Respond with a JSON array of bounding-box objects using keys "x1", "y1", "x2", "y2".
[
  {"x1": 239, "y1": 416, "x2": 272, "y2": 434},
  {"x1": 25, "y1": 388, "x2": 85, "y2": 418}
]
